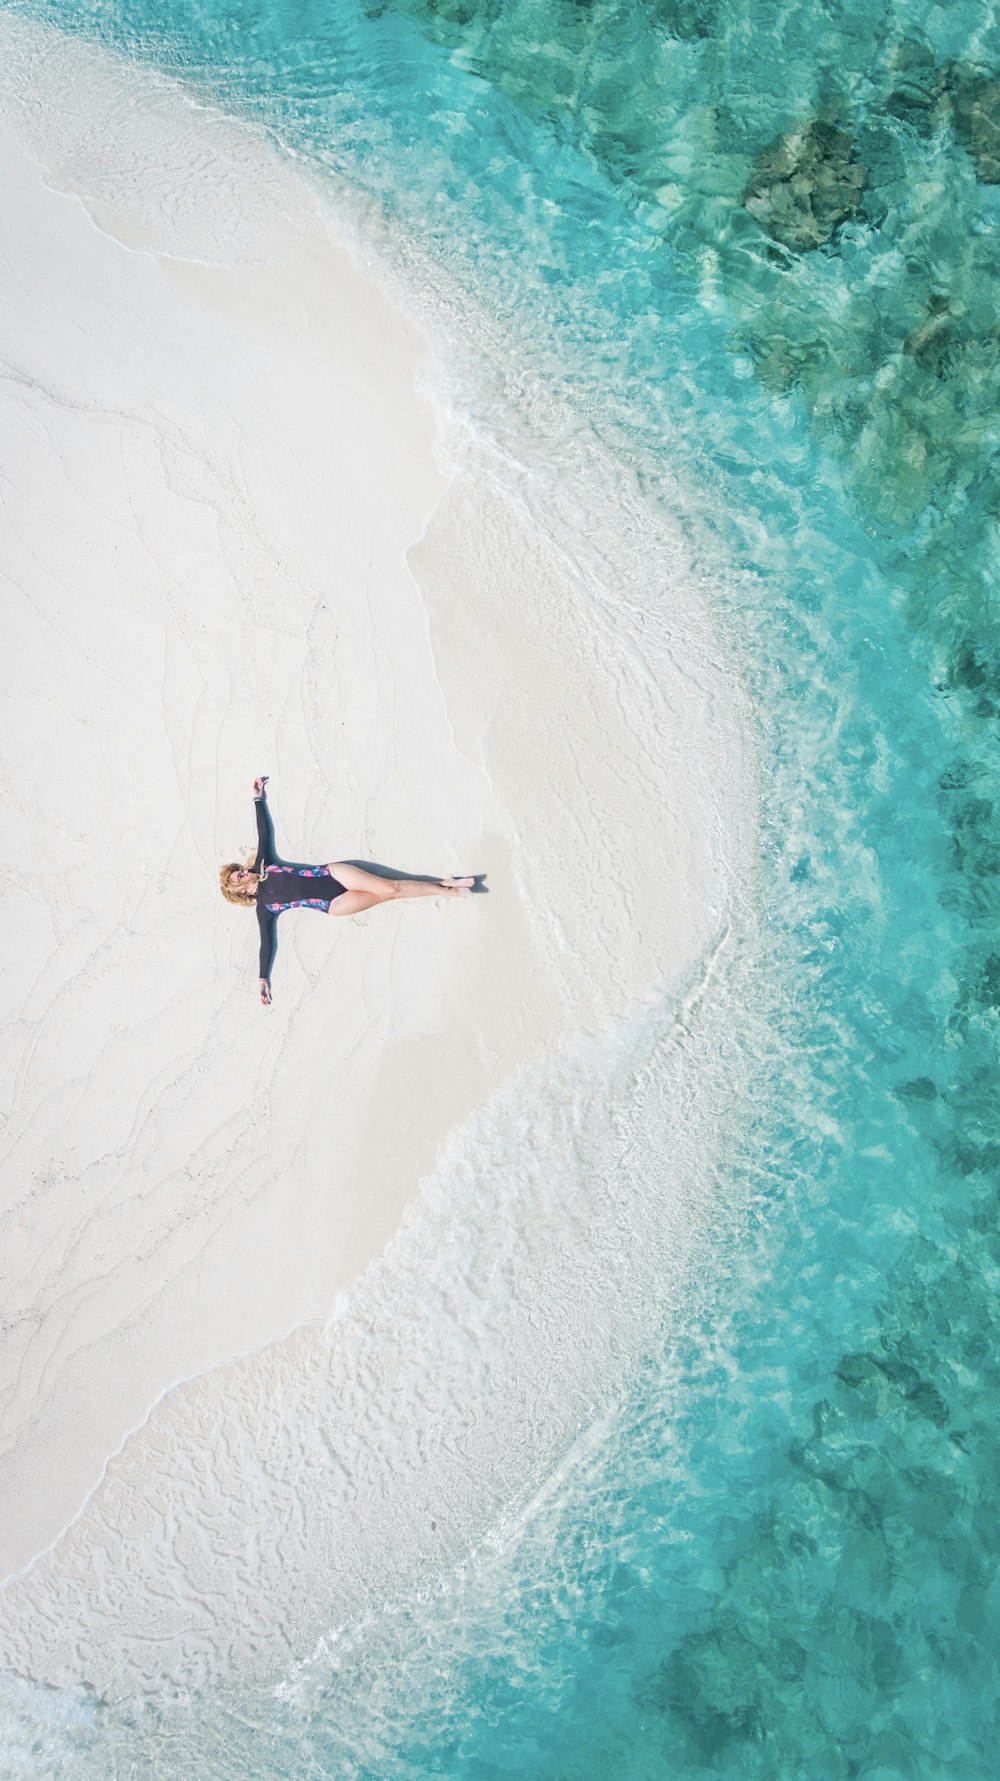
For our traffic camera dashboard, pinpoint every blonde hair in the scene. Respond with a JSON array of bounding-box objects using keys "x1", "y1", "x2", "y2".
[{"x1": 219, "y1": 854, "x2": 260, "y2": 908}]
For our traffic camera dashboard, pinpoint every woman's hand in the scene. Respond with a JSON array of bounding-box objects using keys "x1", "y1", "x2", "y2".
[
  {"x1": 259, "y1": 978, "x2": 272, "y2": 1006},
  {"x1": 253, "y1": 775, "x2": 269, "y2": 800}
]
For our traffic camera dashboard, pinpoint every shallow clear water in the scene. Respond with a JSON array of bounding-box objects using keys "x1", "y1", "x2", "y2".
[{"x1": 2, "y1": 0, "x2": 999, "y2": 1774}]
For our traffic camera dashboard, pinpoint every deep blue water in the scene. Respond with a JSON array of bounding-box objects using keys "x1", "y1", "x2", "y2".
[{"x1": 2, "y1": 0, "x2": 999, "y2": 1774}]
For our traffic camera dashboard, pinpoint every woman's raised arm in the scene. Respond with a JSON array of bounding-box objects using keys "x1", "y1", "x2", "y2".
[
  {"x1": 257, "y1": 903, "x2": 276, "y2": 1004},
  {"x1": 252, "y1": 775, "x2": 276, "y2": 874}
]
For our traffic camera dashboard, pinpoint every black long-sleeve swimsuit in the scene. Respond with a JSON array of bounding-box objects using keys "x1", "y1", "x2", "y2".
[{"x1": 253, "y1": 797, "x2": 345, "y2": 980}]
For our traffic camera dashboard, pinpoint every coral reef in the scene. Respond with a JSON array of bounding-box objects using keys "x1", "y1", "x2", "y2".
[{"x1": 742, "y1": 117, "x2": 867, "y2": 251}]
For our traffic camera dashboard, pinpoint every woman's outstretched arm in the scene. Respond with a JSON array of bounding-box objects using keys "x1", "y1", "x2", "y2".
[
  {"x1": 253, "y1": 776, "x2": 275, "y2": 1004},
  {"x1": 252, "y1": 775, "x2": 276, "y2": 874},
  {"x1": 257, "y1": 903, "x2": 276, "y2": 1004}
]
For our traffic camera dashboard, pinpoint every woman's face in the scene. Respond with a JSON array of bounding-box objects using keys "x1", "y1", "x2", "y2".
[{"x1": 229, "y1": 867, "x2": 255, "y2": 890}]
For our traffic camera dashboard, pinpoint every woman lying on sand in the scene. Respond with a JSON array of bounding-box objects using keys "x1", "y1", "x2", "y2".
[{"x1": 221, "y1": 778, "x2": 474, "y2": 1004}]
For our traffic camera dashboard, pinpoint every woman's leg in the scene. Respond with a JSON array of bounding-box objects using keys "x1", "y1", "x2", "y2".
[
  {"x1": 330, "y1": 889, "x2": 389, "y2": 918},
  {"x1": 326, "y1": 863, "x2": 474, "y2": 902}
]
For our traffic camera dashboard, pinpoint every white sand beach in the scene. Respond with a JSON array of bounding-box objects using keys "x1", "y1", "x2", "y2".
[{"x1": 0, "y1": 16, "x2": 754, "y2": 1694}]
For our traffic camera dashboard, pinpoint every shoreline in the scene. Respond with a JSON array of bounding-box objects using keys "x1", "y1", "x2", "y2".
[{"x1": 0, "y1": 14, "x2": 756, "y2": 1692}]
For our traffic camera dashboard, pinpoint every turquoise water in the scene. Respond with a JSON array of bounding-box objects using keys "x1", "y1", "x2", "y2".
[{"x1": 2, "y1": 0, "x2": 999, "y2": 1774}]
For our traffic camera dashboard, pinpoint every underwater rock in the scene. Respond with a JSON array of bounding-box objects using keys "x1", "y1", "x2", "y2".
[
  {"x1": 653, "y1": 0, "x2": 717, "y2": 40},
  {"x1": 904, "y1": 1377, "x2": 950, "y2": 1427},
  {"x1": 835, "y1": 1352, "x2": 885, "y2": 1390},
  {"x1": 415, "y1": 0, "x2": 488, "y2": 32},
  {"x1": 946, "y1": 64, "x2": 1000, "y2": 184},
  {"x1": 742, "y1": 117, "x2": 867, "y2": 250},
  {"x1": 833, "y1": 1350, "x2": 949, "y2": 1428},
  {"x1": 905, "y1": 293, "x2": 961, "y2": 378},
  {"x1": 884, "y1": 38, "x2": 949, "y2": 136},
  {"x1": 949, "y1": 798, "x2": 998, "y2": 880},
  {"x1": 746, "y1": 331, "x2": 831, "y2": 394},
  {"x1": 882, "y1": 49, "x2": 1000, "y2": 184},
  {"x1": 939, "y1": 760, "x2": 981, "y2": 792},
  {"x1": 977, "y1": 951, "x2": 1000, "y2": 1008},
  {"x1": 648, "y1": 1616, "x2": 773, "y2": 1750},
  {"x1": 895, "y1": 1076, "x2": 939, "y2": 1102},
  {"x1": 950, "y1": 639, "x2": 1000, "y2": 703}
]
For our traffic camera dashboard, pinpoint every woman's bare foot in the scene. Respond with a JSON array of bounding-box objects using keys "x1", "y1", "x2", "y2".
[{"x1": 440, "y1": 876, "x2": 475, "y2": 896}]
